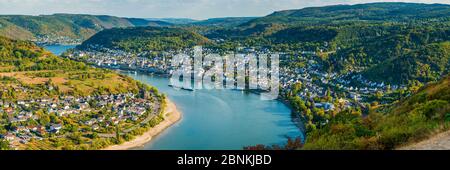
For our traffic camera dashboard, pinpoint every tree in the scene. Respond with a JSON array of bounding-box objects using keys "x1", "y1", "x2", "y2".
[
  {"x1": 285, "y1": 137, "x2": 303, "y2": 150},
  {"x1": 291, "y1": 82, "x2": 303, "y2": 96},
  {"x1": 39, "y1": 115, "x2": 51, "y2": 126},
  {"x1": 115, "y1": 125, "x2": 122, "y2": 144},
  {"x1": 325, "y1": 87, "x2": 333, "y2": 102},
  {"x1": 316, "y1": 108, "x2": 326, "y2": 117},
  {"x1": 0, "y1": 140, "x2": 10, "y2": 150}
]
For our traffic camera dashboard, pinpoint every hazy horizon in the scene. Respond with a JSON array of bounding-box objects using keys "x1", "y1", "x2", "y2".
[{"x1": 0, "y1": 0, "x2": 449, "y2": 20}]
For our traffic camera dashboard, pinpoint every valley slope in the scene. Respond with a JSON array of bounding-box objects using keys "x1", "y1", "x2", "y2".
[
  {"x1": 78, "y1": 26, "x2": 211, "y2": 52},
  {"x1": 0, "y1": 14, "x2": 172, "y2": 43}
]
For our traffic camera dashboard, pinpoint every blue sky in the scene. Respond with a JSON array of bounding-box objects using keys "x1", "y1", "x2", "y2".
[{"x1": 0, "y1": 0, "x2": 448, "y2": 20}]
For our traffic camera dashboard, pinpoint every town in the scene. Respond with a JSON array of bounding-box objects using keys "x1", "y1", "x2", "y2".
[
  {"x1": 0, "y1": 83, "x2": 161, "y2": 149},
  {"x1": 33, "y1": 35, "x2": 82, "y2": 46}
]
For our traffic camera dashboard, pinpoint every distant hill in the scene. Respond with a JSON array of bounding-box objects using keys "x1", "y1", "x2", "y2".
[
  {"x1": 244, "y1": 2, "x2": 450, "y2": 26},
  {"x1": 127, "y1": 18, "x2": 173, "y2": 27},
  {"x1": 192, "y1": 17, "x2": 258, "y2": 27},
  {"x1": 362, "y1": 42, "x2": 450, "y2": 84},
  {"x1": 78, "y1": 26, "x2": 211, "y2": 52},
  {"x1": 0, "y1": 18, "x2": 34, "y2": 40},
  {"x1": 146, "y1": 17, "x2": 258, "y2": 27},
  {"x1": 208, "y1": 2, "x2": 450, "y2": 38},
  {"x1": 0, "y1": 14, "x2": 172, "y2": 41},
  {"x1": 146, "y1": 18, "x2": 198, "y2": 25}
]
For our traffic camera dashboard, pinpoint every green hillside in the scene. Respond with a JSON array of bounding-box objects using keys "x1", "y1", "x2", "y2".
[
  {"x1": 0, "y1": 14, "x2": 172, "y2": 41},
  {"x1": 245, "y1": 2, "x2": 450, "y2": 26},
  {"x1": 78, "y1": 26, "x2": 211, "y2": 52},
  {"x1": 0, "y1": 36, "x2": 142, "y2": 96},
  {"x1": 0, "y1": 19, "x2": 34, "y2": 40}
]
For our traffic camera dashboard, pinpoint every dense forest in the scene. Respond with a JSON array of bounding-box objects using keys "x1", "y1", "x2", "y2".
[
  {"x1": 245, "y1": 2, "x2": 450, "y2": 25},
  {"x1": 78, "y1": 26, "x2": 211, "y2": 52}
]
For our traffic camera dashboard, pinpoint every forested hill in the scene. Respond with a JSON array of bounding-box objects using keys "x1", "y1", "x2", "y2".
[
  {"x1": 0, "y1": 14, "x2": 173, "y2": 41},
  {"x1": 209, "y1": 2, "x2": 450, "y2": 40},
  {"x1": 0, "y1": 36, "x2": 85, "y2": 72},
  {"x1": 78, "y1": 26, "x2": 211, "y2": 52},
  {"x1": 243, "y1": 2, "x2": 450, "y2": 26}
]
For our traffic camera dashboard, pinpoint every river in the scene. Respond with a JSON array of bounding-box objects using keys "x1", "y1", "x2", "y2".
[
  {"x1": 43, "y1": 45, "x2": 77, "y2": 55},
  {"x1": 45, "y1": 45, "x2": 303, "y2": 150}
]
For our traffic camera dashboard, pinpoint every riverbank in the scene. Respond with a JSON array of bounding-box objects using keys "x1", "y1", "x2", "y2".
[{"x1": 103, "y1": 98, "x2": 182, "y2": 150}]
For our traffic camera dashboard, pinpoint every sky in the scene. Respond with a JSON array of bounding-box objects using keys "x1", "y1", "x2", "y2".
[{"x1": 0, "y1": 0, "x2": 449, "y2": 20}]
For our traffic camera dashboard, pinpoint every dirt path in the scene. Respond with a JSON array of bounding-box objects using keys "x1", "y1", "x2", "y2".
[{"x1": 400, "y1": 131, "x2": 450, "y2": 150}]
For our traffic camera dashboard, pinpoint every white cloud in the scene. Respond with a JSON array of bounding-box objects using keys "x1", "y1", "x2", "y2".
[{"x1": 0, "y1": 0, "x2": 448, "y2": 19}]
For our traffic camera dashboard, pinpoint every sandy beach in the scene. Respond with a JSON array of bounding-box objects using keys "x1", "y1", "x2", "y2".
[{"x1": 103, "y1": 98, "x2": 182, "y2": 150}]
